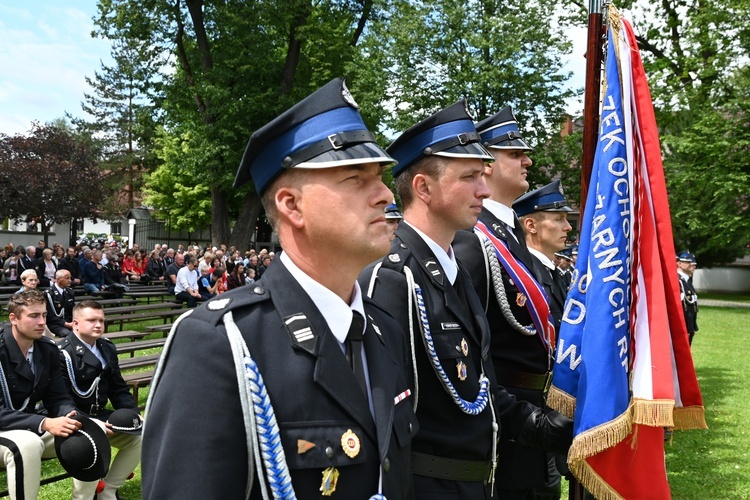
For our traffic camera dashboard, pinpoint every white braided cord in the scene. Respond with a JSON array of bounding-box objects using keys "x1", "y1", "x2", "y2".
[
  {"x1": 0, "y1": 362, "x2": 29, "y2": 411},
  {"x1": 477, "y1": 232, "x2": 536, "y2": 336},
  {"x1": 61, "y1": 349, "x2": 100, "y2": 399},
  {"x1": 403, "y1": 267, "x2": 490, "y2": 415}
]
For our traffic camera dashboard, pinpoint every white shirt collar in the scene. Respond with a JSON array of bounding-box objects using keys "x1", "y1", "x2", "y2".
[
  {"x1": 677, "y1": 269, "x2": 690, "y2": 281},
  {"x1": 75, "y1": 333, "x2": 108, "y2": 368},
  {"x1": 279, "y1": 252, "x2": 366, "y2": 345},
  {"x1": 483, "y1": 199, "x2": 516, "y2": 228},
  {"x1": 54, "y1": 283, "x2": 65, "y2": 294},
  {"x1": 529, "y1": 247, "x2": 555, "y2": 270},
  {"x1": 404, "y1": 221, "x2": 458, "y2": 285}
]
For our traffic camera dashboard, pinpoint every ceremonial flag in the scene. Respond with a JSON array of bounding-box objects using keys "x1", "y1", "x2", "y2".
[{"x1": 547, "y1": 7, "x2": 707, "y2": 499}]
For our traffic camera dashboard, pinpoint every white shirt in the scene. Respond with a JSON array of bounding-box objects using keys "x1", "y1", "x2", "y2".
[
  {"x1": 483, "y1": 199, "x2": 519, "y2": 243},
  {"x1": 404, "y1": 221, "x2": 459, "y2": 285},
  {"x1": 279, "y1": 252, "x2": 366, "y2": 345},
  {"x1": 175, "y1": 266, "x2": 199, "y2": 294}
]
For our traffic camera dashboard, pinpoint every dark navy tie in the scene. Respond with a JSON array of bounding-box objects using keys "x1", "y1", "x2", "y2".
[{"x1": 346, "y1": 311, "x2": 368, "y2": 398}]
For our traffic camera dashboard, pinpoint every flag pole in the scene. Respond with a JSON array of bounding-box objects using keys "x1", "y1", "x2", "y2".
[
  {"x1": 579, "y1": 0, "x2": 605, "y2": 220},
  {"x1": 569, "y1": 5, "x2": 605, "y2": 499}
]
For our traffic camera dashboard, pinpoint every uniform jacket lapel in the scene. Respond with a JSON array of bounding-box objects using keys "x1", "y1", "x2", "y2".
[
  {"x1": 5, "y1": 331, "x2": 35, "y2": 382},
  {"x1": 361, "y1": 313, "x2": 398, "y2": 462},
  {"x1": 261, "y1": 262, "x2": 377, "y2": 443},
  {"x1": 397, "y1": 225, "x2": 480, "y2": 345},
  {"x1": 69, "y1": 333, "x2": 104, "y2": 370}
]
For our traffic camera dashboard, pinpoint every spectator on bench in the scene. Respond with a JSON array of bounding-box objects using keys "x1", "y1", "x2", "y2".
[
  {"x1": 34, "y1": 248, "x2": 58, "y2": 288},
  {"x1": 174, "y1": 256, "x2": 203, "y2": 307},
  {"x1": 146, "y1": 250, "x2": 167, "y2": 283},
  {"x1": 58, "y1": 247, "x2": 82, "y2": 287},
  {"x1": 44, "y1": 270, "x2": 75, "y2": 338},
  {"x1": 58, "y1": 301, "x2": 142, "y2": 500},
  {"x1": 83, "y1": 250, "x2": 106, "y2": 295},
  {"x1": 0, "y1": 290, "x2": 101, "y2": 500},
  {"x1": 165, "y1": 253, "x2": 184, "y2": 295},
  {"x1": 15, "y1": 269, "x2": 39, "y2": 294}
]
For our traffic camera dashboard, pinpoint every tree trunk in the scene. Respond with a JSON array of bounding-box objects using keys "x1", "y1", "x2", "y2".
[
  {"x1": 229, "y1": 189, "x2": 264, "y2": 251},
  {"x1": 210, "y1": 185, "x2": 231, "y2": 246}
]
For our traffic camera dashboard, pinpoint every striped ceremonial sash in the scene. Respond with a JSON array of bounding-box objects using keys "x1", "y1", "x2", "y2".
[{"x1": 475, "y1": 220, "x2": 555, "y2": 349}]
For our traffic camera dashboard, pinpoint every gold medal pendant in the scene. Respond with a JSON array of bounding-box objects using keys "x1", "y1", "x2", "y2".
[
  {"x1": 341, "y1": 429, "x2": 361, "y2": 458},
  {"x1": 460, "y1": 337, "x2": 469, "y2": 357},
  {"x1": 516, "y1": 292, "x2": 527, "y2": 307},
  {"x1": 457, "y1": 361, "x2": 468, "y2": 381},
  {"x1": 320, "y1": 467, "x2": 340, "y2": 496}
]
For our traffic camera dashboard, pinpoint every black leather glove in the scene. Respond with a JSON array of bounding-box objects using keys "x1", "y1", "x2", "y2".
[{"x1": 518, "y1": 408, "x2": 574, "y2": 455}]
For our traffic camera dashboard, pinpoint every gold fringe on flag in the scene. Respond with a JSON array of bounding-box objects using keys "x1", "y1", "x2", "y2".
[
  {"x1": 567, "y1": 405, "x2": 633, "y2": 462},
  {"x1": 632, "y1": 398, "x2": 675, "y2": 427},
  {"x1": 673, "y1": 405, "x2": 708, "y2": 430},
  {"x1": 570, "y1": 459, "x2": 625, "y2": 500},
  {"x1": 546, "y1": 386, "x2": 576, "y2": 418}
]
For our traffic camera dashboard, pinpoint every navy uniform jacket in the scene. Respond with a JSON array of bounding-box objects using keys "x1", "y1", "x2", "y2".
[
  {"x1": 142, "y1": 260, "x2": 418, "y2": 500},
  {"x1": 679, "y1": 274, "x2": 699, "y2": 335},
  {"x1": 360, "y1": 224, "x2": 535, "y2": 494},
  {"x1": 530, "y1": 256, "x2": 567, "y2": 335},
  {"x1": 45, "y1": 286, "x2": 75, "y2": 337},
  {"x1": 453, "y1": 208, "x2": 552, "y2": 490},
  {"x1": 0, "y1": 327, "x2": 77, "y2": 432},
  {"x1": 57, "y1": 334, "x2": 137, "y2": 420}
]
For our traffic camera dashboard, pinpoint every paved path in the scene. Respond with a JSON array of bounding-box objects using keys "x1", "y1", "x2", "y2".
[{"x1": 700, "y1": 299, "x2": 750, "y2": 308}]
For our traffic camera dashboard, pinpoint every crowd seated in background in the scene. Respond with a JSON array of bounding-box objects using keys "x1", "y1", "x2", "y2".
[{"x1": 1, "y1": 239, "x2": 278, "y2": 303}]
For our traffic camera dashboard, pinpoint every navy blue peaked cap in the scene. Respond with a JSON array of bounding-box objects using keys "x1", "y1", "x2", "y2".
[
  {"x1": 387, "y1": 100, "x2": 494, "y2": 177},
  {"x1": 385, "y1": 201, "x2": 402, "y2": 220},
  {"x1": 476, "y1": 106, "x2": 532, "y2": 150},
  {"x1": 677, "y1": 251, "x2": 696, "y2": 263},
  {"x1": 513, "y1": 180, "x2": 572, "y2": 217},
  {"x1": 234, "y1": 78, "x2": 394, "y2": 193},
  {"x1": 555, "y1": 246, "x2": 574, "y2": 260}
]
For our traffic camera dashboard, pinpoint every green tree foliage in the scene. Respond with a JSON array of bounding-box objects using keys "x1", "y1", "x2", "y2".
[
  {"x1": 0, "y1": 123, "x2": 104, "y2": 242},
  {"x1": 628, "y1": 0, "x2": 750, "y2": 265},
  {"x1": 662, "y1": 68, "x2": 750, "y2": 266},
  {"x1": 73, "y1": 37, "x2": 162, "y2": 220},
  {"x1": 363, "y1": 0, "x2": 577, "y2": 145},
  {"x1": 92, "y1": 0, "x2": 379, "y2": 249}
]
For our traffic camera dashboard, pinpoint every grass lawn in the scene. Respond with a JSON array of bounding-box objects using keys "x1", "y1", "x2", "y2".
[
  {"x1": 3, "y1": 303, "x2": 748, "y2": 498},
  {"x1": 665, "y1": 306, "x2": 750, "y2": 499}
]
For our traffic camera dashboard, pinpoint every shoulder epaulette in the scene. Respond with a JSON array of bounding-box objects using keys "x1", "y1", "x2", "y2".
[
  {"x1": 37, "y1": 336, "x2": 57, "y2": 346},
  {"x1": 381, "y1": 241, "x2": 412, "y2": 273},
  {"x1": 187, "y1": 285, "x2": 272, "y2": 326}
]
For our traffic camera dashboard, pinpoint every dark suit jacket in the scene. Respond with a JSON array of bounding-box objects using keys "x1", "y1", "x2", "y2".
[
  {"x1": 45, "y1": 286, "x2": 75, "y2": 337},
  {"x1": 0, "y1": 327, "x2": 77, "y2": 432},
  {"x1": 143, "y1": 260, "x2": 418, "y2": 500},
  {"x1": 15, "y1": 255, "x2": 36, "y2": 282},
  {"x1": 33, "y1": 259, "x2": 57, "y2": 288},
  {"x1": 58, "y1": 334, "x2": 137, "y2": 419},
  {"x1": 58, "y1": 256, "x2": 82, "y2": 283},
  {"x1": 453, "y1": 208, "x2": 553, "y2": 489}
]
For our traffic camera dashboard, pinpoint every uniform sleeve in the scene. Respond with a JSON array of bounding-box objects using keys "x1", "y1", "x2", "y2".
[
  {"x1": 41, "y1": 343, "x2": 77, "y2": 418},
  {"x1": 142, "y1": 315, "x2": 251, "y2": 498}
]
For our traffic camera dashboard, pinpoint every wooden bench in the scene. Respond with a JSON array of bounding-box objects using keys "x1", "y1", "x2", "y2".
[
  {"x1": 104, "y1": 308, "x2": 185, "y2": 332},
  {"x1": 103, "y1": 330, "x2": 151, "y2": 342},
  {"x1": 124, "y1": 370, "x2": 156, "y2": 403},
  {"x1": 145, "y1": 323, "x2": 174, "y2": 335},
  {"x1": 119, "y1": 352, "x2": 161, "y2": 370},
  {"x1": 103, "y1": 301, "x2": 182, "y2": 315},
  {"x1": 116, "y1": 338, "x2": 167, "y2": 357}
]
